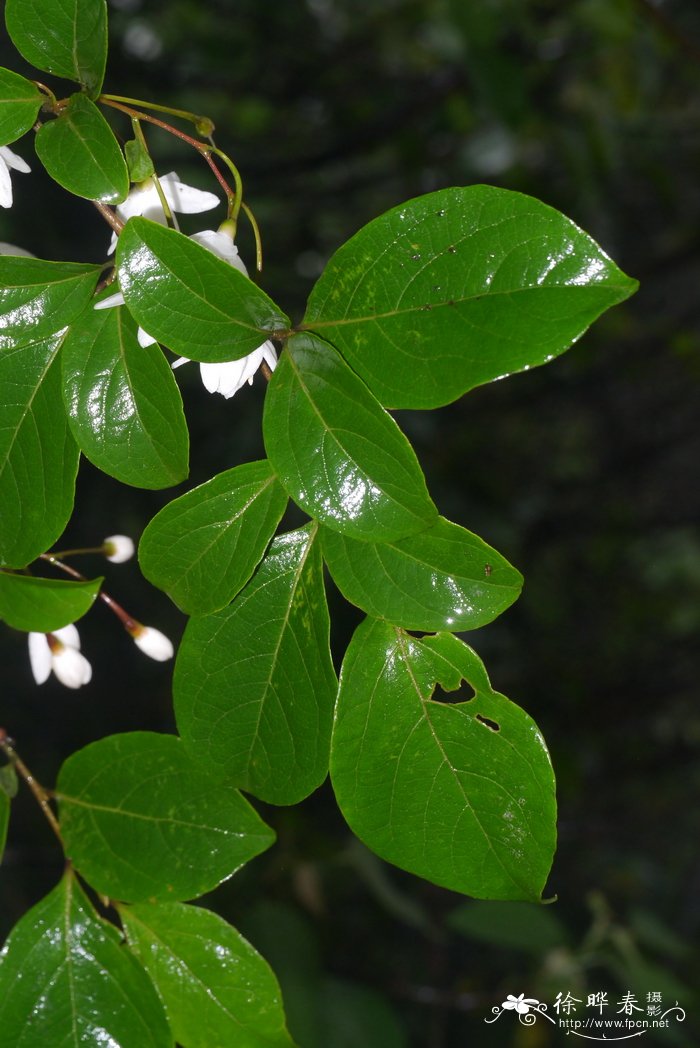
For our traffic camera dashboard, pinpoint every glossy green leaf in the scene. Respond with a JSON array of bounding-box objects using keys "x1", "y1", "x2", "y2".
[
  {"x1": 175, "y1": 525, "x2": 337, "y2": 805},
  {"x1": 0, "y1": 334, "x2": 79, "y2": 569},
  {"x1": 0, "y1": 256, "x2": 101, "y2": 350},
  {"x1": 263, "y1": 332, "x2": 437, "y2": 541},
  {"x1": 5, "y1": 0, "x2": 108, "y2": 97},
  {"x1": 116, "y1": 218, "x2": 289, "y2": 361},
  {"x1": 0, "y1": 67, "x2": 44, "y2": 146},
  {"x1": 321, "y1": 516, "x2": 522, "y2": 631},
  {"x1": 330, "y1": 619, "x2": 556, "y2": 901},
  {"x1": 62, "y1": 296, "x2": 189, "y2": 489},
  {"x1": 0, "y1": 573, "x2": 102, "y2": 631},
  {"x1": 303, "y1": 185, "x2": 639, "y2": 408},
  {"x1": 0, "y1": 872, "x2": 173, "y2": 1047},
  {"x1": 120, "y1": 902, "x2": 294, "y2": 1048},
  {"x1": 0, "y1": 791, "x2": 8, "y2": 863},
  {"x1": 139, "y1": 461, "x2": 287, "y2": 615},
  {"x1": 35, "y1": 93, "x2": 128, "y2": 203},
  {"x1": 57, "y1": 732, "x2": 275, "y2": 902}
]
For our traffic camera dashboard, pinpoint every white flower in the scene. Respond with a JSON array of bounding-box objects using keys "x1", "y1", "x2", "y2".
[
  {"x1": 103, "y1": 534, "x2": 135, "y2": 563},
  {"x1": 28, "y1": 625, "x2": 92, "y2": 689},
  {"x1": 0, "y1": 146, "x2": 31, "y2": 208},
  {"x1": 107, "y1": 170, "x2": 220, "y2": 253},
  {"x1": 130, "y1": 624, "x2": 174, "y2": 662}
]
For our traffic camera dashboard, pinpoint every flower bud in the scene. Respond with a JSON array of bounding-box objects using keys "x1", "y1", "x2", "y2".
[
  {"x1": 131, "y1": 624, "x2": 174, "y2": 661},
  {"x1": 104, "y1": 534, "x2": 135, "y2": 563}
]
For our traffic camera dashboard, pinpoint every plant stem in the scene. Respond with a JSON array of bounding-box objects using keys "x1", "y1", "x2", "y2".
[{"x1": 0, "y1": 730, "x2": 62, "y2": 844}]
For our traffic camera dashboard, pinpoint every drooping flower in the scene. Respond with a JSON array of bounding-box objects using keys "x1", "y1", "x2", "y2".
[
  {"x1": 107, "y1": 170, "x2": 220, "y2": 253},
  {"x1": 97, "y1": 223, "x2": 278, "y2": 397},
  {"x1": 0, "y1": 146, "x2": 31, "y2": 208},
  {"x1": 127, "y1": 623, "x2": 174, "y2": 662},
  {"x1": 28, "y1": 625, "x2": 92, "y2": 689},
  {"x1": 103, "y1": 534, "x2": 135, "y2": 563}
]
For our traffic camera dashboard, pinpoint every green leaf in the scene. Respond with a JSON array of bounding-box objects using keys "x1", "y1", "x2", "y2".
[
  {"x1": 447, "y1": 899, "x2": 568, "y2": 953},
  {"x1": 174, "y1": 525, "x2": 337, "y2": 805},
  {"x1": 0, "y1": 791, "x2": 8, "y2": 863},
  {"x1": 139, "y1": 460, "x2": 287, "y2": 615},
  {"x1": 62, "y1": 296, "x2": 189, "y2": 489},
  {"x1": 0, "y1": 256, "x2": 101, "y2": 349},
  {"x1": 263, "y1": 332, "x2": 437, "y2": 541},
  {"x1": 0, "y1": 871, "x2": 173, "y2": 1047},
  {"x1": 0, "y1": 764, "x2": 18, "y2": 799},
  {"x1": 330, "y1": 620, "x2": 557, "y2": 901},
  {"x1": 303, "y1": 185, "x2": 639, "y2": 408},
  {"x1": 35, "y1": 93, "x2": 128, "y2": 203},
  {"x1": 0, "y1": 67, "x2": 44, "y2": 146},
  {"x1": 321, "y1": 516, "x2": 522, "y2": 631},
  {"x1": 125, "y1": 136, "x2": 155, "y2": 182},
  {"x1": 0, "y1": 573, "x2": 102, "y2": 631},
  {"x1": 0, "y1": 334, "x2": 79, "y2": 569},
  {"x1": 5, "y1": 0, "x2": 108, "y2": 98},
  {"x1": 116, "y1": 218, "x2": 289, "y2": 361},
  {"x1": 120, "y1": 901, "x2": 295, "y2": 1048},
  {"x1": 57, "y1": 732, "x2": 275, "y2": 902}
]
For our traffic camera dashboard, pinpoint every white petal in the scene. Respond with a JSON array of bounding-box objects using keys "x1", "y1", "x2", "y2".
[
  {"x1": 0, "y1": 145, "x2": 30, "y2": 173},
  {"x1": 28, "y1": 633, "x2": 52, "y2": 685},
  {"x1": 104, "y1": 534, "x2": 135, "y2": 563},
  {"x1": 0, "y1": 242, "x2": 34, "y2": 257},
  {"x1": 137, "y1": 326, "x2": 157, "y2": 347},
  {"x1": 199, "y1": 358, "x2": 248, "y2": 398},
  {"x1": 52, "y1": 647, "x2": 92, "y2": 688},
  {"x1": 260, "y1": 340, "x2": 278, "y2": 372},
  {"x1": 133, "y1": 626, "x2": 174, "y2": 661},
  {"x1": 94, "y1": 290, "x2": 126, "y2": 310},
  {"x1": 189, "y1": 229, "x2": 247, "y2": 274},
  {"x1": 171, "y1": 356, "x2": 190, "y2": 370},
  {"x1": 107, "y1": 230, "x2": 118, "y2": 255},
  {"x1": 158, "y1": 173, "x2": 220, "y2": 214},
  {"x1": 52, "y1": 623, "x2": 81, "y2": 648},
  {"x1": 0, "y1": 159, "x2": 13, "y2": 208}
]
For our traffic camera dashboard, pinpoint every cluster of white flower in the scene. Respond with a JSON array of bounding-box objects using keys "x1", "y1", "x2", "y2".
[
  {"x1": 2, "y1": 160, "x2": 278, "y2": 398},
  {"x1": 96, "y1": 172, "x2": 278, "y2": 398},
  {"x1": 27, "y1": 535, "x2": 173, "y2": 690}
]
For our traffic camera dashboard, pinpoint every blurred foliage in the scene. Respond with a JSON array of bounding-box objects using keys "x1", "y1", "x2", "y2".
[{"x1": 2, "y1": 0, "x2": 699, "y2": 1044}]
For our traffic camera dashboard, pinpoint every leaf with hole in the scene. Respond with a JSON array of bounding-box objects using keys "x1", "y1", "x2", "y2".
[
  {"x1": 57, "y1": 732, "x2": 275, "y2": 902},
  {"x1": 303, "y1": 185, "x2": 638, "y2": 408},
  {"x1": 321, "y1": 515, "x2": 522, "y2": 632},
  {"x1": 35, "y1": 93, "x2": 129, "y2": 203},
  {"x1": 62, "y1": 295, "x2": 189, "y2": 489},
  {"x1": 0, "y1": 871, "x2": 172, "y2": 1046},
  {"x1": 139, "y1": 460, "x2": 287, "y2": 615},
  {"x1": 116, "y1": 218, "x2": 289, "y2": 361},
  {"x1": 120, "y1": 901, "x2": 294, "y2": 1048},
  {"x1": 175, "y1": 525, "x2": 337, "y2": 805},
  {"x1": 5, "y1": 0, "x2": 108, "y2": 97},
  {"x1": 330, "y1": 619, "x2": 556, "y2": 900},
  {"x1": 263, "y1": 332, "x2": 437, "y2": 541}
]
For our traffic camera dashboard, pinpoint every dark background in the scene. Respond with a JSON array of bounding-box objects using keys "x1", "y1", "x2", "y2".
[{"x1": 2, "y1": 1, "x2": 699, "y2": 1044}]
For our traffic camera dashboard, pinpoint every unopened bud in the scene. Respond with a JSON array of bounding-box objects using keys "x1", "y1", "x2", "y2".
[
  {"x1": 130, "y1": 624, "x2": 174, "y2": 662},
  {"x1": 103, "y1": 534, "x2": 135, "y2": 563}
]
